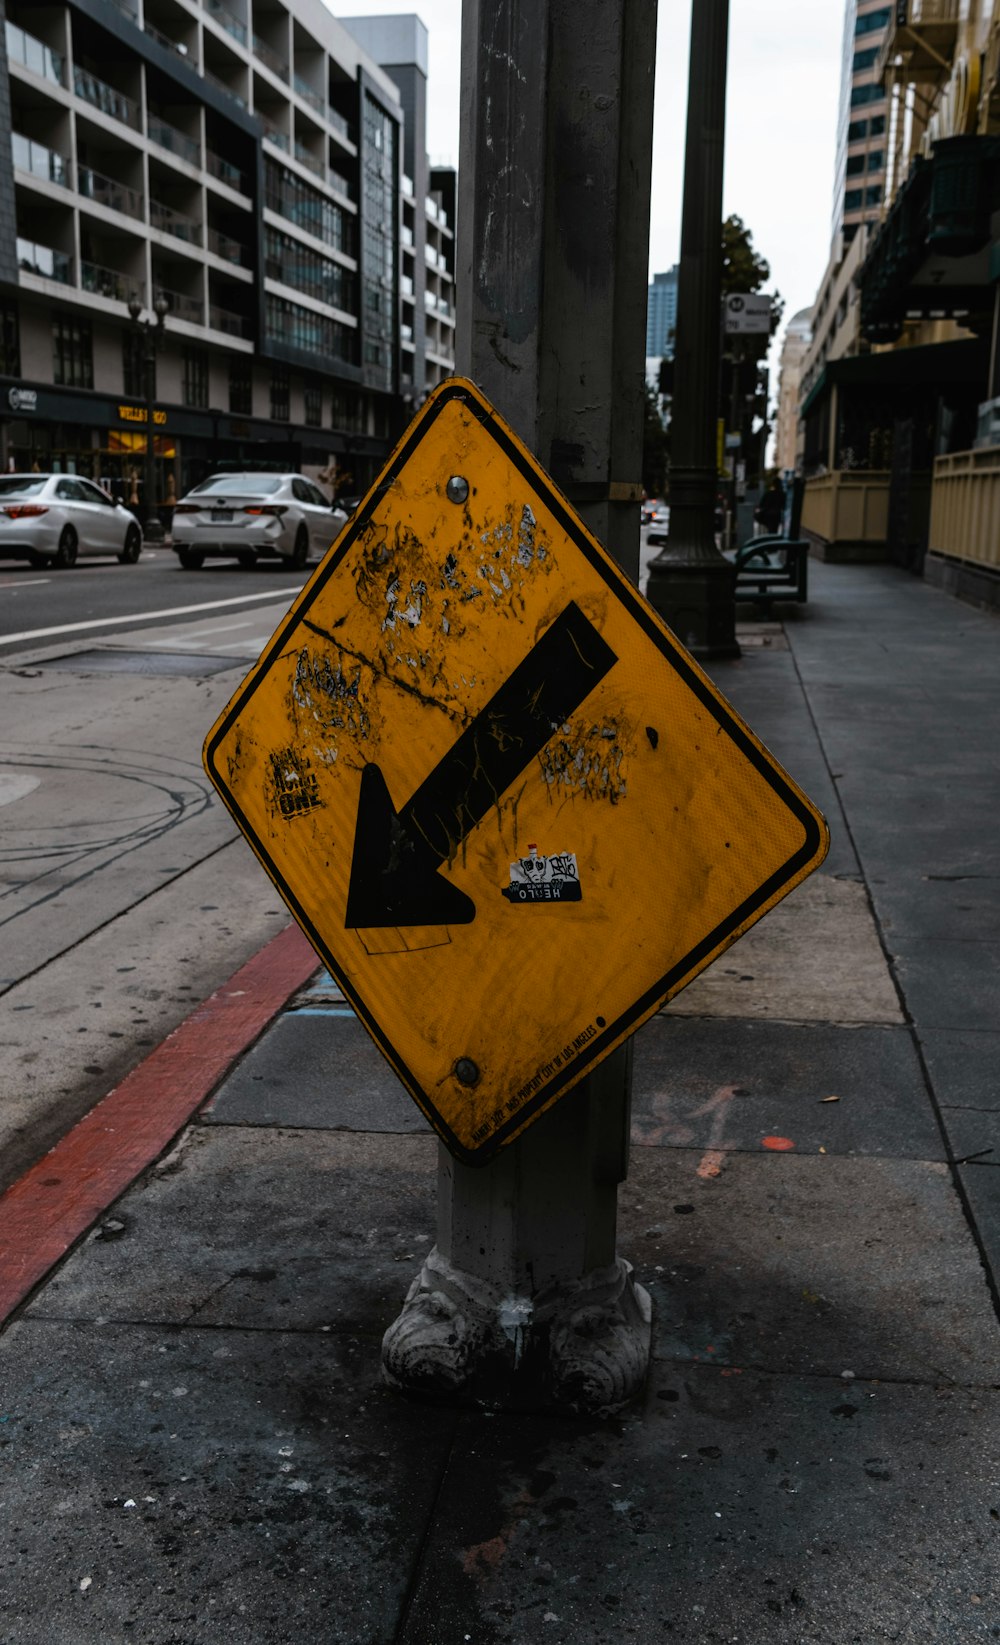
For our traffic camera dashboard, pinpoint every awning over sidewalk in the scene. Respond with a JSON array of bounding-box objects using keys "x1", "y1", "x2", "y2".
[
  {"x1": 860, "y1": 136, "x2": 1000, "y2": 340},
  {"x1": 800, "y1": 337, "x2": 987, "y2": 421}
]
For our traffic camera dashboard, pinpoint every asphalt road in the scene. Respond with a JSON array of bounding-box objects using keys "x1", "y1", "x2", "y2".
[
  {"x1": 1, "y1": 521, "x2": 668, "y2": 660},
  {"x1": 0, "y1": 540, "x2": 315, "y2": 659}
]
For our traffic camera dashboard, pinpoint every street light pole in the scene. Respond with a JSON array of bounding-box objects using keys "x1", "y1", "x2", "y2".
[
  {"x1": 644, "y1": 0, "x2": 739, "y2": 660},
  {"x1": 127, "y1": 293, "x2": 169, "y2": 543}
]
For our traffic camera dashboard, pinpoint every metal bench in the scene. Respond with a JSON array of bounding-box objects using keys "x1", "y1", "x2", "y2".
[{"x1": 732, "y1": 534, "x2": 809, "y2": 611}]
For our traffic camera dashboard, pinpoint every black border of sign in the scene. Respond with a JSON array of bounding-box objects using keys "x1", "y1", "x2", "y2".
[{"x1": 204, "y1": 378, "x2": 827, "y2": 1165}]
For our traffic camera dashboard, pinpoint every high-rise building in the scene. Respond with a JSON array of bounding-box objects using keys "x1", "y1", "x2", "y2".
[
  {"x1": 645, "y1": 265, "x2": 678, "y2": 360},
  {"x1": 0, "y1": 0, "x2": 443, "y2": 508},
  {"x1": 340, "y1": 14, "x2": 455, "y2": 404},
  {"x1": 833, "y1": 2, "x2": 893, "y2": 242}
]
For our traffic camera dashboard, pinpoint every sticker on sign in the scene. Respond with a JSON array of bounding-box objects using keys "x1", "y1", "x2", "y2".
[{"x1": 204, "y1": 377, "x2": 828, "y2": 1164}]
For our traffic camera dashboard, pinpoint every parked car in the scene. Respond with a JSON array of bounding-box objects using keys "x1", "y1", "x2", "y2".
[
  {"x1": 0, "y1": 474, "x2": 142, "y2": 567},
  {"x1": 640, "y1": 498, "x2": 667, "y2": 526},
  {"x1": 170, "y1": 472, "x2": 349, "y2": 570}
]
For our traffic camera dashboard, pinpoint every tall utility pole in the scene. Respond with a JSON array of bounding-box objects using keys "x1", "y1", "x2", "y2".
[
  {"x1": 645, "y1": 0, "x2": 739, "y2": 660},
  {"x1": 381, "y1": 0, "x2": 657, "y2": 1413}
]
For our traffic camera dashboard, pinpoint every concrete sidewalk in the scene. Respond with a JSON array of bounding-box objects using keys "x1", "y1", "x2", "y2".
[{"x1": 2, "y1": 561, "x2": 999, "y2": 1644}]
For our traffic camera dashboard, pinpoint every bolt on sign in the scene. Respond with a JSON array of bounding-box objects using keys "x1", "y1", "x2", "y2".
[{"x1": 204, "y1": 378, "x2": 828, "y2": 1164}]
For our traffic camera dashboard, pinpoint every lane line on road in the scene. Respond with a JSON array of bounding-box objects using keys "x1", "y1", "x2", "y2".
[
  {"x1": 0, "y1": 588, "x2": 302, "y2": 648},
  {"x1": 0, "y1": 921, "x2": 318, "y2": 1326},
  {"x1": 0, "y1": 579, "x2": 51, "y2": 590}
]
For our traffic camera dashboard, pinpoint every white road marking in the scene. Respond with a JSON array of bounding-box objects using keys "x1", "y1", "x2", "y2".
[
  {"x1": 0, "y1": 589, "x2": 302, "y2": 648},
  {"x1": 0, "y1": 773, "x2": 41, "y2": 807},
  {"x1": 178, "y1": 619, "x2": 255, "y2": 639},
  {"x1": 0, "y1": 578, "x2": 51, "y2": 590}
]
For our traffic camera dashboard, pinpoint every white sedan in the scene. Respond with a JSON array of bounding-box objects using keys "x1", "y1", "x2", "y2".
[
  {"x1": 171, "y1": 472, "x2": 349, "y2": 570},
  {"x1": 0, "y1": 474, "x2": 143, "y2": 567}
]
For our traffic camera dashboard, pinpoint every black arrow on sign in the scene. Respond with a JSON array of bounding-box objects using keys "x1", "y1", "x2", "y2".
[{"x1": 345, "y1": 600, "x2": 618, "y2": 928}]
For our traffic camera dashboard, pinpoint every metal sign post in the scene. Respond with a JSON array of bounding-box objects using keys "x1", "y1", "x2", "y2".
[{"x1": 202, "y1": 0, "x2": 830, "y2": 1415}]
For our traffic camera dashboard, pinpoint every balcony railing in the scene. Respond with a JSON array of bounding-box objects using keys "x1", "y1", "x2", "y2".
[
  {"x1": 261, "y1": 120, "x2": 290, "y2": 152},
  {"x1": 107, "y1": 0, "x2": 139, "y2": 20},
  {"x1": 12, "y1": 133, "x2": 70, "y2": 187},
  {"x1": 207, "y1": 227, "x2": 247, "y2": 265},
  {"x1": 17, "y1": 238, "x2": 71, "y2": 283},
  {"x1": 5, "y1": 21, "x2": 64, "y2": 86},
  {"x1": 401, "y1": 224, "x2": 414, "y2": 248},
  {"x1": 73, "y1": 66, "x2": 140, "y2": 128},
  {"x1": 401, "y1": 172, "x2": 414, "y2": 197},
  {"x1": 78, "y1": 165, "x2": 144, "y2": 220},
  {"x1": 144, "y1": 20, "x2": 190, "y2": 56},
  {"x1": 148, "y1": 116, "x2": 200, "y2": 167},
  {"x1": 209, "y1": 303, "x2": 247, "y2": 336},
  {"x1": 328, "y1": 108, "x2": 354, "y2": 145},
  {"x1": 158, "y1": 286, "x2": 203, "y2": 324},
  {"x1": 252, "y1": 34, "x2": 289, "y2": 78},
  {"x1": 81, "y1": 260, "x2": 137, "y2": 302},
  {"x1": 202, "y1": 66, "x2": 247, "y2": 107},
  {"x1": 205, "y1": 0, "x2": 247, "y2": 47},
  {"x1": 292, "y1": 71, "x2": 324, "y2": 114},
  {"x1": 293, "y1": 141, "x2": 323, "y2": 176},
  {"x1": 329, "y1": 169, "x2": 352, "y2": 200},
  {"x1": 206, "y1": 150, "x2": 246, "y2": 193},
  {"x1": 150, "y1": 199, "x2": 202, "y2": 243}
]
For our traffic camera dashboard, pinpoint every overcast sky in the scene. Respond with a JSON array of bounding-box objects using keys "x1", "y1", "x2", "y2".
[{"x1": 330, "y1": 0, "x2": 847, "y2": 339}]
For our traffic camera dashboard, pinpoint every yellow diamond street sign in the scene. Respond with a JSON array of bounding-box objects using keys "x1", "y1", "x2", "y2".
[{"x1": 204, "y1": 378, "x2": 829, "y2": 1164}]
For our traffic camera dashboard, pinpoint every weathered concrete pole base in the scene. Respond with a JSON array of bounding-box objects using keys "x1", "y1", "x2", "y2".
[{"x1": 381, "y1": 1246, "x2": 652, "y2": 1416}]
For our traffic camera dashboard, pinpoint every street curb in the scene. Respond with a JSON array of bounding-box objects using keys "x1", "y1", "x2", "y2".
[{"x1": 0, "y1": 921, "x2": 318, "y2": 1327}]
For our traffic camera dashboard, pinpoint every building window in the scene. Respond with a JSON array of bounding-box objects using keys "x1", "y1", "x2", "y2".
[
  {"x1": 122, "y1": 331, "x2": 151, "y2": 398},
  {"x1": 265, "y1": 294, "x2": 354, "y2": 363},
  {"x1": 851, "y1": 83, "x2": 884, "y2": 108},
  {"x1": 847, "y1": 118, "x2": 868, "y2": 141},
  {"x1": 360, "y1": 93, "x2": 396, "y2": 394},
  {"x1": 868, "y1": 149, "x2": 884, "y2": 172},
  {"x1": 855, "y1": 7, "x2": 891, "y2": 35},
  {"x1": 264, "y1": 160, "x2": 355, "y2": 255},
  {"x1": 853, "y1": 46, "x2": 880, "y2": 71},
  {"x1": 264, "y1": 226, "x2": 356, "y2": 309},
  {"x1": 844, "y1": 188, "x2": 864, "y2": 211},
  {"x1": 866, "y1": 184, "x2": 883, "y2": 206},
  {"x1": 53, "y1": 316, "x2": 93, "y2": 389},
  {"x1": 229, "y1": 356, "x2": 252, "y2": 415},
  {"x1": 331, "y1": 387, "x2": 366, "y2": 434},
  {"x1": 304, "y1": 381, "x2": 322, "y2": 426},
  {"x1": 846, "y1": 154, "x2": 866, "y2": 177},
  {"x1": 870, "y1": 114, "x2": 886, "y2": 135},
  {"x1": 0, "y1": 303, "x2": 20, "y2": 377},
  {"x1": 270, "y1": 368, "x2": 289, "y2": 422},
  {"x1": 183, "y1": 348, "x2": 209, "y2": 408}
]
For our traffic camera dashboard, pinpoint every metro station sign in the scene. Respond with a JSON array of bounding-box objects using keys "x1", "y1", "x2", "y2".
[{"x1": 204, "y1": 378, "x2": 828, "y2": 1163}]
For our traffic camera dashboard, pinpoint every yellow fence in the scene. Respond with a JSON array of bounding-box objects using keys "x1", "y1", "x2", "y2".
[
  {"x1": 929, "y1": 446, "x2": 1000, "y2": 572},
  {"x1": 800, "y1": 471, "x2": 891, "y2": 549}
]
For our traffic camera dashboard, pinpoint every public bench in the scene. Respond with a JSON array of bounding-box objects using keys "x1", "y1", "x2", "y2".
[{"x1": 732, "y1": 534, "x2": 809, "y2": 611}]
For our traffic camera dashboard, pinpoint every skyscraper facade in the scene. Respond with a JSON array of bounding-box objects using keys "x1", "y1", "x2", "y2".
[
  {"x1": 833, "y1": 1, "x2": 893, "y2": 242},
  {"x1": 645, "y1": 265, "x2": 678, "y2": 359}
]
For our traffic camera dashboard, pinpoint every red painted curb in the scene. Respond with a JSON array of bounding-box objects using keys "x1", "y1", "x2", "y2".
[{"x1": 0, "y1": 922, "x2": 319, "y2": 1326}]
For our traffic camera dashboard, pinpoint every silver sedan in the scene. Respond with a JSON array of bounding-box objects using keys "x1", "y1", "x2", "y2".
[
  {"x1": 0, "y1": 474, "x2": 143, "y2": 567},
  {"x1": 170, "y1": 472, "x2": 349, "y2": 570}
]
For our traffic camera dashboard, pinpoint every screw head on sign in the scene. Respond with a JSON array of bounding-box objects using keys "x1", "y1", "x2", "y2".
[
  {"x1": 446, "y1": 475, "x2": 470, "y2": 505},
  {"x1": 454, "y1": 1058, "x2": 480, "y2": 1087}
]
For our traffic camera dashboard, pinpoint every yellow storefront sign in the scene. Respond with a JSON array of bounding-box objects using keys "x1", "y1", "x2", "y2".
[{"x1": 204, "y1": 378, "x2": 828, "y2": 1163}]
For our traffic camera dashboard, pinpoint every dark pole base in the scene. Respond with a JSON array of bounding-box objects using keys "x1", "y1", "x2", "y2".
[
  {"x1": 645, "y1": 556, "x2": 741, "y2": 661},
  {"x1": 141, "y1": 518, "x2": 166, "y2": 544}
]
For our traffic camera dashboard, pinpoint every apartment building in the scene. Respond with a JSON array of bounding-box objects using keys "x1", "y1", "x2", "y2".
[{"x1": 0, "y1": 0, "x2": 454, "y2": 510}]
